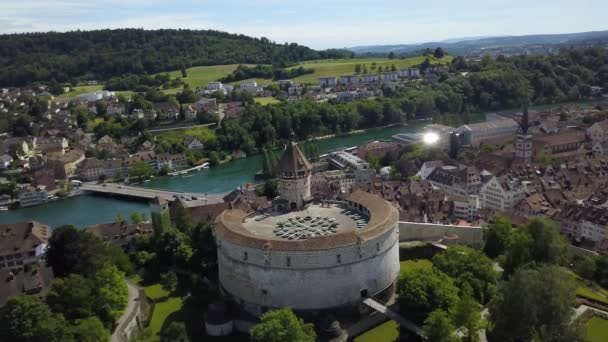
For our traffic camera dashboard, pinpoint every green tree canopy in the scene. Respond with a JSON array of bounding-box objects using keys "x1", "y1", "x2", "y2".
[
  {"x1": 450, "y1": 285, "x2": 481, "y2": 342},
  {"x1": 94, "y1": 264, "x2": 128, "y2": 325},
  {"x1": 422, "y1": 309, "x2": 459, "y2": 342},
  {"x1": 46, "y1": 274, "x2": 95, "y2": 320},
  {"x1": 483, "y1": 215, "x2": 513, "y2": 259},
  {"x1": 129, "y1": 160, "x2": 155, "y2": 181},
  {"x1": 0, "y1": 295, "x2": 67, "y2": 342},
  {"x1": 250, "y1": 308, "x2": 316, "y2": 342},
  {"x1": 397, "y1": 267, "x2": 459, "y2": 323},
  {"x1": 432, "y1": 245, "x2": 497, "y2": 304},
  {"x1": 488, "y1": 265, "x2": 581, "y2": 342},
  {"x1": 161, "y1": 322, "x2": 188, "y2": 342}
]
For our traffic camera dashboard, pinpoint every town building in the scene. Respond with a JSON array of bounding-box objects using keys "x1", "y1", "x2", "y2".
[
  {"x1": 86, "y1": 222, "x2": 153, "y2": 251},
  {"x1": 586, "y1": 119, "x2": 608, "y2": 142},
  {"x1": 356, "y1": 140, "x2": 400, "y2": 160},
  {"x1": 0, "y1": 262, "x2": 54, "y2": 307},
  {"x1": 184, "y1": 137, "x2": 204, "y2": 150},
  {"x1": 0, "y1": 221, "x2": 50, "y2": 270},
  {"x1": 240, "y1": 80, "x2": 259, "y2": 94},
  {"x1": 458, "y1": 119, "x2": 519, "y2": 146},
  {"x1": 329, "y1": 151, "x2": 374, "y2": 184},
  {"x1": 207, "y1": 82, "x2": 224, "y2": 91},
  {"x1": 319, "y1": 77, "x2": 338, "y2": 88},
  {"x1": 361, "y1": 74, "x2": 380, "y2": 83},
  {"x1": 339, "y1": 75, "x2": 358, "y2": 87},
  {"x1": 426, "y1": 165, "x2": 482, "y2": 197},
  {"x1": 381, "y1": 71, "x2": 399, "y2": 83},
  {"x1": 479, "y1": 176, "x2": 525, "y2": 213},
  {"x1": 18, "y1": 185, "x2": 48, "y2": 207}
]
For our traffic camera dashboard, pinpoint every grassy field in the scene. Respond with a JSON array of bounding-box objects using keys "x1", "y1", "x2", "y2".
[
  {"x1": 400, "y1": 259, "x2": 433, "y2": 274},
  {"x1": 254, "y1": 96, "x2": 281, "y2": 105},
  {"x1": 354, "y1": 320, "x2": 399, "y2": 342},
  {"x1": 153, "y1": 126, "x2": 217, "y2": 146},
  {"x1": 290, "y1": 56, "x2": 452, "y2": 84},
  {"x1": 171, "y1": 56, "x2": 453, "y2": 88},
  {"x1": 586, "y1": 316, "x2": 608, "y2": 342},
  {"x1": 164, "y1": 64, "x2": 255, "y2": 89},
  {"x1": 58, "y1": 85, "x2": 103, "y2": 99}
]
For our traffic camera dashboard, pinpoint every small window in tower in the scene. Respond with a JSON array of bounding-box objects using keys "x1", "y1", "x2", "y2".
[
  {"x1": 376, "y1": 243, "x2": 380, "y2": 252},
  {"x1": 286, "y1": 256, "x2": 291, "y2": 267},
  {"x1": 337, "y1": 254, "x2": 342, "y2": 264},
  {"x1": 243, "y1": 251, "x2": 248, "y2": 261}
]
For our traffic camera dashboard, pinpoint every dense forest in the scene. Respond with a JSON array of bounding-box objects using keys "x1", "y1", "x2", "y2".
[{"x1": 0, "y1": 29, "x2": 352, "y2": 86}]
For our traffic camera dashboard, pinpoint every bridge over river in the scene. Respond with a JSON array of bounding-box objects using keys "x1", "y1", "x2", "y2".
[{"x1": 80, "y1": 183, "x2": 227, "y2": 204}]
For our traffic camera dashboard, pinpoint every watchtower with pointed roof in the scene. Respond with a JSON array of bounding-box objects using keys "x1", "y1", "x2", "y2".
[
  {"x1": 514, "y1": 101, "x2": 533, "y2": 164},
  {"x1": 277, "y1": 141, "x2": 313, "y2": 211}
]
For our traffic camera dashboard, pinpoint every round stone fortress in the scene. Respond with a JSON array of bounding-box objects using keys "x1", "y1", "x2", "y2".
[{"x1": 214, "y1": 141, "x2": 400, "y2": 316}]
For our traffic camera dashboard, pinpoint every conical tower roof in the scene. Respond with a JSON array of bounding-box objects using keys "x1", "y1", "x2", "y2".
[{"x1": 277, "y1": 142, "x2": 313, "y2": 174}]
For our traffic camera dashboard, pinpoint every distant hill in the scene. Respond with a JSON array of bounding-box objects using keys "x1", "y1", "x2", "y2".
[
  {"x1": 0, "y1": 29, "x2": 352, "y2": 86},
  {"x1": 349, "y1": 30, "x2": 608, "y2": 56}
]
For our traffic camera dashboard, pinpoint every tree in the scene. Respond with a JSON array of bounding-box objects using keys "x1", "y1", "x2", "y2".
[
  {"x1": 573, "y1": 255, "x2": 597, "y2": 280},
  {"x1": 47, "y1": 274, "x2": 94, "y2": 320},
  {"x1": 115, "y1": 213, "x2": 126, "y2": 223},
  {"x1": 0, "y1": 295, "x2": 67, "y2": 342},
  {"x1": 263, "y1": 179, "x2": 279, "y2": 199},
  {"x1": 502, "y1": 229, "x2": 532, "y2": 276},
  {"x1": 525, "y1": 218, "x2": 570, "y2": 266},
  {"x1": 397, "y1": 267, "x2": 459, "y2": 323},
  {"x1": 67, "y1": 317, "x2": 110, "y2": 342},
  {"x1": 180, "y1": 65, "x2": 187, "y2": 78},
  {"x1": 179, "y1": 103, "x2": 185, "y2": 121},
  {"x1": 94, "y1": 264, "x2": 128, "y2": 325},
  {"x1": 423, "y1": 309, "x2": 459, "y2": 342},
  {"x1": 250, "y1": 308, "x2": 315, "y2": 342},
  {"x1": 155, "y1": 230, "x2": 193, "y2": 268},
  {"x1": 208, "y1": 151, "x2": 220, "y2": 167},
  {"x1": 450, "y1": 285, "x2": 481, "y2": 342},
  {"x1": 483, "y1": 215, "x2": 513, "y2": 259},
  {"x1": 130, "y1": 212, "x2": 146, "y2": 224},
  {"x1": 488, "y1": 266, "x2": 581, "y2": 342},
  {"x1": 160, "y1": 271, "x2": 178, "y2": 293},
  {"x1": 388, "y1": 52, "x2": 395, "y2": 59},
  {"x1": 365, "y1": 152, "x2": 380, "y2": 170},
  {"x1": 434, "y1": 47, "x2": 446, "y2": 59},
  {"x1": 129, "y1": 160, "x2": 155, "y2": 181},
  {"x1": 161, "y1": 322, "x2": 188, "y2": 342},
  {"x1": 47, "y1": 226, "x2": 107, "y2": 277},
  {"x1": 432, "y1": 246, "x2": 497, "y2": 304}
]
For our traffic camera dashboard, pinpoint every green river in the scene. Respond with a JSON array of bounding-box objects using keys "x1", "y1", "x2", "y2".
[{"x1": 0, "y1": 123, "x2": 429, "y2": 228}]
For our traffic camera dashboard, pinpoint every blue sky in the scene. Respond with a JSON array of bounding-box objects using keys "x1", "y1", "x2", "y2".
[{"x1": 1, "y1": 0, "x2": 607, "y2": 49}]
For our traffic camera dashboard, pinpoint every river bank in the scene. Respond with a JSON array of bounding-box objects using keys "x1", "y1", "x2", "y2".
[{"x1": 1, "y1": 98, "x2": 603, "y2": 228}]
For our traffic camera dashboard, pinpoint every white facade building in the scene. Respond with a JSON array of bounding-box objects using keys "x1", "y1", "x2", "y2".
[
  {"x1": 458, "y1": 118, "x2": 520, "y2": 146},
  {"x1": 479, "y1": 176, "x2": 525, "y2": 213},
  {"x1": 319, "y1": 77, "x2": 338, "y2": 88},
  {"x1": 18, "y1": 185, "x2": 48, "y2": 207}
]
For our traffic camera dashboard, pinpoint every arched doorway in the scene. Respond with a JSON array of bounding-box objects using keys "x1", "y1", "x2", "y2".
[{"x1": 290, "y1": 202, "x2": 297, "y2": 210}]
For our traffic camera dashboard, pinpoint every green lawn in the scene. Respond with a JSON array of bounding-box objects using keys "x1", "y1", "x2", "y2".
[
  {"x1": 153, "y1": 126, "x2": 217, "y2": 146},
  {"x1": 354, "y1": 320, "x2": 399, "y2": 342},
  {"x1": 576, "y1": 286, "x2": 608, "y2": 305},
  {"x1": 58, "y1": 85, "x2": 103, "y2": 99},
  {"x1": 586, "y1": 316, "x2": 608, "y2": 342},
  {"x1": 148, "y1": 297, "x2": 184, "y2": 341},
  {"x1": 400, "y1": 259, "x2": 433, "y2": 274},
  {"x1": 254, "y1": 96, "x2": 280, "y2": 105}
]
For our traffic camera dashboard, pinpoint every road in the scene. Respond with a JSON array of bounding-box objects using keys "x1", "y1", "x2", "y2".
[
  {"x1": 80, "y1": 182, "x2": 227, "y2": 203},
  {"x1": 111, "y1": 280, "x2": 140, "y2": 342},
  {"x1": 148, "y1": 123, "x2": 216, "y2": 133}
]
